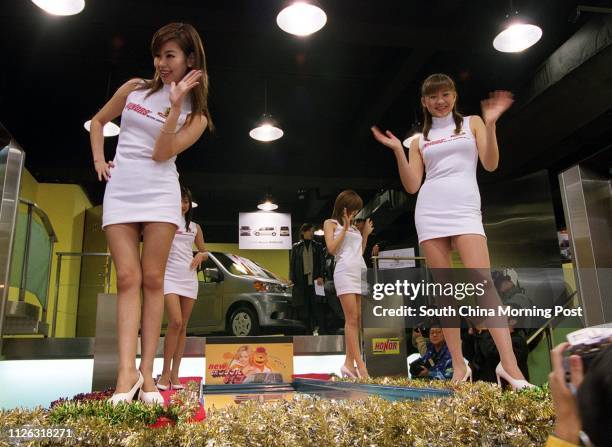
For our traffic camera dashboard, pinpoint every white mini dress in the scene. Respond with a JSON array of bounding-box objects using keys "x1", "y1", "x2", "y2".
[
  {"x1": 102, "y1": 82, "x2": 191, "y2": 229},
  {"x1": 164, "y1": 217, "x2": 199, "y2": 299},
  {"x1": 415, "y1": 114, "x2": 486, "y2": 243},
  {"x1": 331, "y1": 220, "x2": 367, "y2": 296}
]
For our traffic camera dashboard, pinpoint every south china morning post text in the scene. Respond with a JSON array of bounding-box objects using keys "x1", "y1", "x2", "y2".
[{"x1": 370, "y1": 280, "x2": 583, "y2": 320}]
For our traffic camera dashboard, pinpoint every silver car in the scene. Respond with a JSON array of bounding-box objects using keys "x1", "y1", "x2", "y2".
[{"x1": 165, "y1": 252, "x2": 302, "y2": 336}]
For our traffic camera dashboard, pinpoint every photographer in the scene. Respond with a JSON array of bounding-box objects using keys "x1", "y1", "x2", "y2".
[
  {"x1": 409, "y1": 325, "x2": 453, "y2": 380},
  {"x1": 546, "y1": 341, "x2": 612, "y2": 446}
]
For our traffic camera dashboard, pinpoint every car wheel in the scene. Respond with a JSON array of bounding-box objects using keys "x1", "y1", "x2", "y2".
[{"x1": 229, "y1": 306, "x2": 260, "y2": 336}]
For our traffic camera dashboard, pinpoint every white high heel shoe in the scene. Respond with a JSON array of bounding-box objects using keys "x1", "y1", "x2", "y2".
[
  {"x1": 108, "y1": 371, "x2": 144, "y2": 405},
  {"x1": 139, "y1": 384, "x2": 165, "y2": 405},
  {"x1": 155, "y1": 380, "x2": 170, "y2": 391},
  {"x1": 170, "y1": 380, "x2": 184, "y2": 390},
  {"x1": 495, "y1": 363, "x2": 536, "y2": 391}
]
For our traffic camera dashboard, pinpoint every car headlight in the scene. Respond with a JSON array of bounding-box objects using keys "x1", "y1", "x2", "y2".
[{"x1": 253, "y1": 281, "x2": 287, "y2": 293}]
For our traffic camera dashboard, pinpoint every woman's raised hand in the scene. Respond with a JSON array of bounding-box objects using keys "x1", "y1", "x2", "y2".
[
  {"x1": 371, "y1": 126, "x2": 403, "y2": 152},
  {"x1": 169, "y1": 69, "x2": 203, "y2": 108},
  {"x1": 342, "y1": 208, "x2": 351, "y2": 231},
  {"x1": 481, "y1": 90, "x2": 514, "y2": 125}
]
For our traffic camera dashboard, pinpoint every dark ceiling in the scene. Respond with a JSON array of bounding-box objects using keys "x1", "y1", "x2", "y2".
[{"x1": 1, "y1": 0, "x2": 612, "y2": 242}]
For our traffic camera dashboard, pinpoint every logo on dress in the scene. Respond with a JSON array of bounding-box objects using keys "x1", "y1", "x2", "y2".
[
  {"x1": 126, "y1": 102, "x2": 151, "y2": 116},
  {"x1": 423, "y1": 132, "x2": 469, "y2": 150}
]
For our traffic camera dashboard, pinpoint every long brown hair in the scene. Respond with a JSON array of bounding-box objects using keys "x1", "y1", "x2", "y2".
[
  {"x1": 331, "y1": 190, "x2": 363, "y2": 226},
  {"x1": 421, "y1": 74, "x2": 462, "y2": 140},
  {"x1": 181, "y1": 184, "x2": 193, "y2": 232},
  {"x1": 142, "y1": 23, "x2": 214, "y2": 131}
]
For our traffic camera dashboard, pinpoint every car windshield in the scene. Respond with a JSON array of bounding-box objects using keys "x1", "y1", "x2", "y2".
[{"x1": 212, "y1": 252, "x2": 278, "y2": 280}]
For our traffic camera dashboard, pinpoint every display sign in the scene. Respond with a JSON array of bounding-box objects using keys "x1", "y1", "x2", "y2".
[
  {"x1": 372, "y1": 338, "x2": 401, "y2": 355},
  {"x1": 378, "y1": 247, "x2": 416, "y2": 269},
  {"x1": 205, "y1": 339, "x2": 294, "y2": 385},
  {"x1": 239, "y1": 212, "x2": 292, "y2": 250}
]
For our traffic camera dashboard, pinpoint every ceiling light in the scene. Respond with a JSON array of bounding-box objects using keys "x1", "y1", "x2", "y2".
[
  {"x1": 84, "y1": 120, "x2": 120, "y2": 137},
  {"x1": 192, "y1": 202, "x2": 198, "y2": 209},
  {"x1": 257, "y1": 199, "x2": 279, "y2": 211},
  {"x1": 250, "y1": 114, "x2": 284, "y2": 142},
  {"x1": 277, "y1": 1, "x2": 327, "y2": 37},
  {"x1": 314, "y1": 229, "x2": 324, "y2": 236},
  {"x1": 32, "y1": 0, "x2": 85, "y2": 16},
  {"x1": 493, "y1": 23, "x2": 542, "y2": 52},
  {"x1": 402, "y1": 133, "x2": 420, "y2": 149}
]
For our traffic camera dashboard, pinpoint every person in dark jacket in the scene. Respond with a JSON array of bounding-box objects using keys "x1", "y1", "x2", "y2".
[
  {"x1": 289, "y1": 223, "x2": 325, "y2": 334},
  {"x1": 463, "y1": 269, "x2": 531, "y2": 383}
]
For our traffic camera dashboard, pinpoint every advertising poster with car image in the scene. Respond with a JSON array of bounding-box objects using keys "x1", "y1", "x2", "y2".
[
  {"x1": 205, "y1": 340, "x2": 294, "y2": 385},
  {"x1": 239, "y1": 212, "x2": 292, "y2": 249},
  {"x1": 378, "y1": 247, "x2": 416, "y2": 269}
]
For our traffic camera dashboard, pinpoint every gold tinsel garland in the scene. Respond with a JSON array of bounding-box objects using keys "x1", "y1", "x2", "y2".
[{"x1": 0, "y1": 381, "x2": 553, "y2": 447}]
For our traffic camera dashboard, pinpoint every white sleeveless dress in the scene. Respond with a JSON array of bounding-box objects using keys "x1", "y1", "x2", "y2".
[
  {"x1": 164, "y1": 217, "x2": 198, "y2": 299},
  {"x1": 102, "y1": 82, "x2": 192, "y2": 229},
  {"x1": 331, "y1": 220, "x2": 367, "y2": 296},
  {"x1": 416, "y1": 114, "x2": 485, "y2": 243}
]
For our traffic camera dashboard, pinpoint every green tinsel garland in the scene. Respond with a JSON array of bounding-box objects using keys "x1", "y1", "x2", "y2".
[{"x1": 0, "y1": 381, "x2": 553, "y2": 447}]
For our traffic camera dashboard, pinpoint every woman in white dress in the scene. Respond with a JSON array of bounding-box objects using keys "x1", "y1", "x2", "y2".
[
  {"x1": 324, "y1": 190, "x2": 373, "y2": 379},
  {"x1": 89, "y1": 23, "x2": 213, "y2": 404},
  {"x1": 156, "y1": 186, "x2": 208, "y2": 391},
  {"x1": 371, "y1": 74, "x2": 533, "y2": 390}
]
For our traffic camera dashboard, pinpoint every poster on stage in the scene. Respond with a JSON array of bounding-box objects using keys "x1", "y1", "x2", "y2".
[
  {"x1": 239, "y1": 212, "x2": 292, "y2": 249},
  {"x1": 378, "y1": 247, "x2": 416, "y2": 269},
  {"x1": 206, "y1": 341, "x2": 294, "y2": 385}
]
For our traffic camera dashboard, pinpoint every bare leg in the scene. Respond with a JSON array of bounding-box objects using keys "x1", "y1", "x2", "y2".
[
  {"x1": 158, "y1": 293, "x2": 182, "y2": 388},
  {"x1": 339, "y1": 293, "x2": 359, "y2": 375},
  {"x1": 355, "y1": 294, "x2": 369, "y2": 377},
  {"x1": 105, "y1": 223, "x2": 142, "y2": 393},
  {"x1": 421, "y1": 237, "x2": 467, "y2": 381},
  {"x1": 453, "y1": 234, "x2": 524, "y2": 380},
  {"x1": 170, "y1": 296, "x2": 196, "y2": 383},
  {"x1": 140, "y1": 222, "x2": 176, "y2": 392}
]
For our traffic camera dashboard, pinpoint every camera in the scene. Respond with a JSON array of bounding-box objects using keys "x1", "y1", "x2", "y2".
[
  {"x1": 414, "y1": 321, "x2": 430, "y2": 338},
  {"x1": 564, "y1": 328, "x2": 612, "y2": 376}
]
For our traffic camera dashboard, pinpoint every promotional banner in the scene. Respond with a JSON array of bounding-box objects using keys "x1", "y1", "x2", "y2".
[
  {"x1": 378, "y1": 247, "x2": 416, "y2": 269},
  {"x1": 206, "y1": 339, "x2": 294, "y2": 385},
  {"x1": 239, "y1": 212, "x2": 292, "y2": 249}
]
